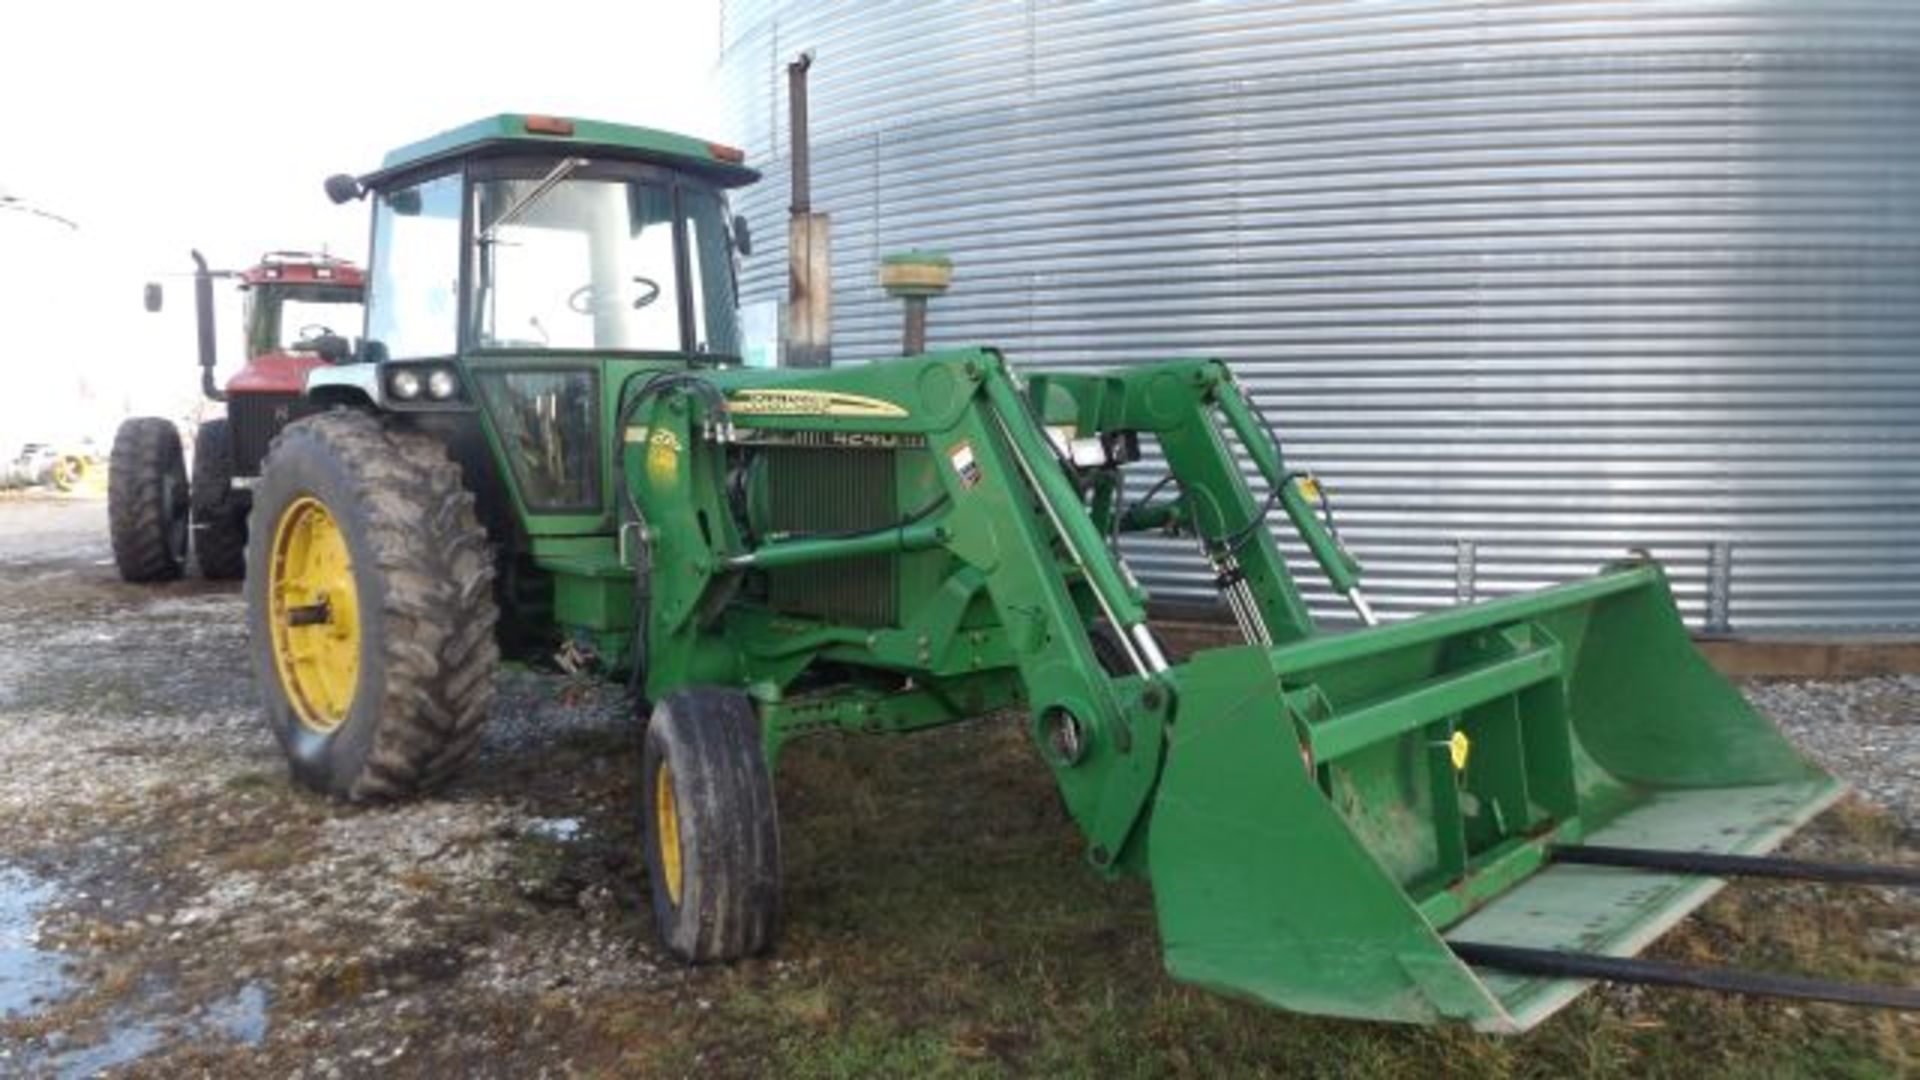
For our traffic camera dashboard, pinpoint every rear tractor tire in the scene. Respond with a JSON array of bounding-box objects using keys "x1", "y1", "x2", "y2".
[
  {"x1": 108, "y1": 417, "x2": 189, "y2": 583},
  {"x1": 641, "y1": 688, "x2": 782, "y2": 963},
  {"x1": 191, "y1": 418, "x2": 248, "y2": 580},
  {"x1": 246, "y1": 410, "x2": 499, "y2": 801}
]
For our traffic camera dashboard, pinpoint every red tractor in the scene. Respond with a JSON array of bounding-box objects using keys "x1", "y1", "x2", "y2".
[{"x1": 111, "y1": 251, "x2": 364, "y2": 581}]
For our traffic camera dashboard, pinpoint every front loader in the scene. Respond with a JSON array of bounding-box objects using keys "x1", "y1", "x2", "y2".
[{"x1": 249, "y1": 109, "x2": 1918, "y2": 1032}]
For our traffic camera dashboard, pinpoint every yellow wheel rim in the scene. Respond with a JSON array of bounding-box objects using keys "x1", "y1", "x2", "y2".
[
  {"x1": 52, "y1": 456, "x2": 86, "y2": 491},
  {"x1": 267, "y1": 496, "x2": 360, "y2": 733},
  {"x1": 655, "y1": 762, "x2": 684, "y2": 905}
]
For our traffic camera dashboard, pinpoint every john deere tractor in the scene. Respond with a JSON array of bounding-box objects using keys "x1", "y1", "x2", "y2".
[
  {"x1": 110, "y1": 251, "x2": 363, "y2": 581},
  {"x1": 254, "y1": 112, "x2": 1916, "y2": 1030}
]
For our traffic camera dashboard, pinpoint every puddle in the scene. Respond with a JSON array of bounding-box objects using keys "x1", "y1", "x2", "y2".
[
  {"x1": 201, "y1": 981, "x2": 270, "y2": 1045},
  {"x1": 3, "y1": 862, "x2": 270, "y2": 1075},
  {"x1": 38, "y1": 1023, "x2": 163, "y2": 1080},
  {"x1": 0, "y1": 862, "x2": 74, "y2": 1020},
  {"x1": 29, "y1": 982, "x2": 270, "y2": 1078},
  {"x1": 525, "y1": 817, "x2": 584, "y2": 842}
]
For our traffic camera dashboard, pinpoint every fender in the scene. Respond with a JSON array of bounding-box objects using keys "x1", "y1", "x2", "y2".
[{"x1": 304, "y1": 364, "x2": 381, "y2": 408}]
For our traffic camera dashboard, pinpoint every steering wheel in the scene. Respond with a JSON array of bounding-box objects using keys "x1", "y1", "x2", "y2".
[
  {"x1": 289, "y1": 322, "x2": 336, "y2": 349},
  {"x1": 568, "y1": 276, "x2": 662, "y2": 315}
]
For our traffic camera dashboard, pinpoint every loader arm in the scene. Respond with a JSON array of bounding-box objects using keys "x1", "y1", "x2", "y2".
[
  {"x1": 624, "y1": 347, "x2": 1858, "y2": 1030},
  {"x1": 629, "y1": 350, "x2": 1181, "y2": 867}
]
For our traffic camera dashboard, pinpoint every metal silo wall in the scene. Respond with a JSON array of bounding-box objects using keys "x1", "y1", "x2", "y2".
[{"x1": 716, "y1": 1, "x2": 1920, "y2": 635}]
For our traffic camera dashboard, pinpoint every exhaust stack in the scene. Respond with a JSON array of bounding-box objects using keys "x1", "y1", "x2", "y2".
[
  {"x1": 190, "y1": 250, "x2": 226, "y2": 402},
  {"x1": 785, "y1": 52, "x2": 831, "y2": 368}
]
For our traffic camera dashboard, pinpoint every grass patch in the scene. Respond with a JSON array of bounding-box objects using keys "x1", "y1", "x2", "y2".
[{"x1": 573, "y1": 716, "x2": 1916, "y2": 1077}]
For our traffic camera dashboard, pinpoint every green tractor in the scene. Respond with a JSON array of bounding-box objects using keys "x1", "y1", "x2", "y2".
[{"x1": 255, "y1": 112, "x2": 1916, "y2": 1031}]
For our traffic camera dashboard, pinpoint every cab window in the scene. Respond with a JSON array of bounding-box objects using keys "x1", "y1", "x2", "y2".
[{"x1": 366, "y1": 172, "x2": 462, "y2": 359}]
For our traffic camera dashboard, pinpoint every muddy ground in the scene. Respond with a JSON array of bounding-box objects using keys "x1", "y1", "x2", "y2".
[{"x1": 0, "y1": 495, "x2": 1915, "y2": 1078}]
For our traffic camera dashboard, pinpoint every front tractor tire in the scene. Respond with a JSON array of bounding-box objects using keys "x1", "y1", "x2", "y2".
[
  {"x1": 642, "y1": 688, "x2": 782, "y2": 963},
  {"x1": 191, "y1": 418, "x2": 248, "y2": 580},
  {"x1": 108, "y1": 417, "x2": 189, "y2": 582},
  {"x1": 246, "y1": 410, "x2": 499, "y2": 801}
]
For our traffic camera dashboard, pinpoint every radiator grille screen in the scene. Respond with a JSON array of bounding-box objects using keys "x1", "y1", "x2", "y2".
[
  {"x1": 228, "y1": 394, "x2": 319, "y2": 476},
  {"x1": 764, "y1": 448, "x2": 898, "y2": 626}
]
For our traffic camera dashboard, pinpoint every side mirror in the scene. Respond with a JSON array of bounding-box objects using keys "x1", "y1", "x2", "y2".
[
  {"x1": 732, "y1": 214, "x2": 753, "y2": 256},
  {"x1": 324, "y1": 173, "x2": 363, "y2": 205},
  {"x1": 143, "y1": 282, "x2": 163, "y2": 313}
]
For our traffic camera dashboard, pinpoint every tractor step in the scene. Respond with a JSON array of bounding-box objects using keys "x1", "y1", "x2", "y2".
[
  {"x1": 1550, "y1": 844, "x2": 1920, "y2": 888},
  {"x1": 1450, "y1": 941, "x2": 1920, "y2": 1011}
]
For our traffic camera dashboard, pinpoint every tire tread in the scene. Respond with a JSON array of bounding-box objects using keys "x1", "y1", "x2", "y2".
[
  {"x1": 249, "y1": 410, "x2": 498, "y2": 801},
  {"x1": 108, "y1": 418, "x2": 187, "y2": 583}
]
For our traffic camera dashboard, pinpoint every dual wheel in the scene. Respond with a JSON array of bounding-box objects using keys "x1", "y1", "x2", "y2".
[
  {"x1": 107, "y1": 417, "x2": 248, "y2": 582},
  {"x1": 246, "y1": 409, "x2": 778, "y2": 961}
]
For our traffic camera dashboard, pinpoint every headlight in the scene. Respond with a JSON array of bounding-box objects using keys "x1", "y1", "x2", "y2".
[
  {"x1": 426, "y1": 369, "x2": 459, "y2": 400},
  {"x1": 389, "y1": 369, "x2": 422, "y2": 400}
]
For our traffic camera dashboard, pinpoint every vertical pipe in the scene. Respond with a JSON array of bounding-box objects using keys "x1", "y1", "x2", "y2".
[
  {"x1": 1455, "y1": 539, "x2": 1477, "y2": 605},
  {"x1": 787, "y1": 53, "x2": 812, "y2": 215},
  {"x1": 902, "y1": 295, "x2": 928, "y2": 354},
  {"x1": 191, "y1": 249, "x2": 225, "y2": 402},
  {"x1": 785, "y1": 51, "x2": 831, "y2": 368},
  {"x1": 1705, "y1": 540, "x2": 1734, "y2": 635}
]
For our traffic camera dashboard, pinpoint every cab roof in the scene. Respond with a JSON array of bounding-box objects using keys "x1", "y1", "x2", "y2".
[
  {"x1": 241, "y1": 250, "x2": 363, "y2": 289},
  {"x1": 362, "y1": 113, "x2": 759, "y2": 189}
]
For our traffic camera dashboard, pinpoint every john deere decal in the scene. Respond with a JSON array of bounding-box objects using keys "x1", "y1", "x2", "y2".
[{"x1": 726, "y1": 389, "x2": 909, "y2": 419}]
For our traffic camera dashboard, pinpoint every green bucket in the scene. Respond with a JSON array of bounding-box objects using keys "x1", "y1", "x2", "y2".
[{"x1": 1146, "y1": 562, "x2": 1840, "y2": 1031}]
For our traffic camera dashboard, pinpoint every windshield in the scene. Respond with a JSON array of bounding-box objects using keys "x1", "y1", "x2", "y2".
[
  {"x1": 471, "y1": 173, "x2": 737, "y2": 356},
  {"x1": 245, "y1": 284, "x2": 363, "y2": 358}
]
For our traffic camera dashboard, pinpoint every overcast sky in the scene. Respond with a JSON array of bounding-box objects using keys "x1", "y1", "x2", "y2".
[{"x1": 1, "y1": 0, "x2": 727, "y2": 443}]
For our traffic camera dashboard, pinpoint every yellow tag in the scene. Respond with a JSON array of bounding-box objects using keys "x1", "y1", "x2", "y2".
[
  {"x1": 1448, "y1": 730, "x2": 1471, "y2": 771},
  {"x1": 1296, "y1": 476, "x2": 1321, "y2": 503},
  {"x1": 646, "y1": 428, "x2": 682, "y2": 486}
]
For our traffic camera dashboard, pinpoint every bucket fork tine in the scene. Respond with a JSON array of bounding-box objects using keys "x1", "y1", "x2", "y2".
[
  {"x1": 1451, "y1": 942, "x2": 1920, "y2": 1011},
  {"x1": 1550, "y1": 844, "x2": 1920, "y2": 888}
]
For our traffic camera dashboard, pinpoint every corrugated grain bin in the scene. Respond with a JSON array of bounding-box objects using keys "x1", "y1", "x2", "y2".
[{"x1": 717, "y1": 0, "x2": 1920, "y2": 634}]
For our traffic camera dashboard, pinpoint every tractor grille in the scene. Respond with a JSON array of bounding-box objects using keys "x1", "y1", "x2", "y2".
[
  {"x1": 228, "y1": 394, "x2": 320, "y2": 476},
  {"x1": 764, "y1": 447, "x2": 898, "y2": 626}
]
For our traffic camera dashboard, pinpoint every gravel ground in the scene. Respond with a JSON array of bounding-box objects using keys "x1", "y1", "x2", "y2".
[
  {"x1": 0, "y1": 496, "x2": 696, "y2": 1077},
  {"x1": 1749, "y1": 677, "x2": 1920, "y2": 833},
  {"x1": 0, "y1": 493, "x2": 1914, "y2": 1076}
]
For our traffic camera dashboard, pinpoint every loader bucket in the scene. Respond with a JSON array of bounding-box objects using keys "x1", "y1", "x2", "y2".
[{"x1": 1147, "y1": 562, "x2": 1842, "y2": 1032}]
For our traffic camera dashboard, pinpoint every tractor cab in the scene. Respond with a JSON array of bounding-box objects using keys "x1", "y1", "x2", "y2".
[
  {"x1": 237, "y1": 252, "x2": 364, "y2": 356},
  {"x1": 196, "y1": 251, "x2": 366, "y2": 478},
  {"x1": 314, "y1": 115, "x2": 756, "y2": 537},
  {"x1": 229, "y1": 251, "x2": 365, "y2": 391}
]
